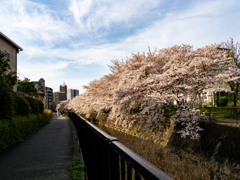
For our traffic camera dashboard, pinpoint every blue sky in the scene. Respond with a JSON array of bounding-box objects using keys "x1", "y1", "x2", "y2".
[{"x1": 0, "y1": 0, "x2": 240, "y2": 92}]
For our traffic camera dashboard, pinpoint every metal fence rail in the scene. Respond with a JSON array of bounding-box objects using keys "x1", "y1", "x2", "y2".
[
  {"x1": 199, "y1": 106, "x2": 240, "y2": 124},
  {"x1": 68, "y1": 112, "x2": 175, "y2": 180}
]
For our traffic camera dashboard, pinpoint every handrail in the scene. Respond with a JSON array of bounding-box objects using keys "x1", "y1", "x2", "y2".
[
  {"x1": 112, "y1": 141, "x2": 174, "y2": 180},
  {"x1": 68, "y1": 111, "x2": 175, "y2": 180}
]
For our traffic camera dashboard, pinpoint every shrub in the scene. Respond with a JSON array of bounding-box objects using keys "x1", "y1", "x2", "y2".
[
  {"x1": 35, "y1": 99, "x2": 44, "y2": 113},
  {"x1": 219, "y1": 96, "x2": 228, "y2": 107},
  {"x1": 0, "y1": 78, "x2": 14, "y2": 120},
  {"x1": 14, "y1": 95, "x2": 30, "y2": 116},
  {"x1": 208, "y1": 102, "x2": 214, "y2": 107},
  {"x1": 24, "y1": 97, "x2": 39, "y2": 114},
  {"x1": 0, "y1": 111, "x2": 52, "y2": 151}
]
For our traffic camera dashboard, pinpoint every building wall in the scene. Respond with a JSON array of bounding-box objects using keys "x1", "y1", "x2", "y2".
[
  {"x1": 44, "y1": 87, "x2": 53, "y2": 109},
  {"x1": 32, "y1": 78, "x2": 45, "y2": 95},
  {"x1": 59, "y1": 83, "x2": 67, "y2": 101},
  {"x1": 67, "y1": 89, "x2": 79, "y2": 100},
  {"x1": 0, "y1": 36, "x2": 18, "y2": 73},
  {"x1": 53, "y1": 92, "x2": 65, "y2": 101},
  {"x1": 53, "y1": 92, "x2": 60, "y2": 101},
  {"x1": 59, "y1": 92, "x2": 66, "y2": 101},
  {"x1": 0, "y1": 36, "x2": 18, "y2": 91}
]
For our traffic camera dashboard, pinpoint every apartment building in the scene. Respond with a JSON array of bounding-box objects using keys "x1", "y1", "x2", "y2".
[
  {"x1": 0, "y1": 32, "x2": 23, "y2": 91},
  {"x1": 32, "y1": 78, "x2": 46, "y2": 95},
  {"x1": 44, "y1": 87, "x2": 53, "y2": 109},
  {"x1": 32, "y1": 78, "x2": 53, "y2": 109},
  {"x1": 53, "y1": 91, "x2": 66, "y2": 101},
  {"x1": 67, "y1": 89, "x2": 79, "y2": 100},
  {"x1": 59, "y1": 82, "x2": 67, "y2": 101}
]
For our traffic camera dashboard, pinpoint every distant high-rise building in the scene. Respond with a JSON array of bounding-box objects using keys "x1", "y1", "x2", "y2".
[
  {"x1": 53, "y1": 91, "x2": 66, "y2": 101},
  {"x1": 59, "y1": 82, "x2": 67, "y2": 101},
  {"x1": 32, "y1": 78, "x2": 45, "y2": 95},
  {"x1": 67, "y1": 89, "x2": 79, "y2": 100},
  {"x1": 53, "y1": 92, "x2": 59, "y2": 101},
  {"x1": 44, "y1": 87, "x2": 53, "y2": 109},
  {"x1": 32, "y1": 78, "x2": 53, "y2": 109}
]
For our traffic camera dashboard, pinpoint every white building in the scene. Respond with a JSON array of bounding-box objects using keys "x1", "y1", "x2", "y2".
[{"x1": 67, "y1": 89, "x2": 79, "y2": 101}]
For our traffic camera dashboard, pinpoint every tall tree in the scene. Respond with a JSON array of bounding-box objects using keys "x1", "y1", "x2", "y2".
[
  {"x1": 65, "y1": 42, "x2": 240, "y2": 139},
  {"x1": 0, "y1": 49, "x2": 14, "y2": 119},
  {"x1": 221, "y1": 38, "x2": 240, "y2": 106},
  {"x1": 0, "y1": 49, "x2": 17, "y2": 88},
  {"x1": 17, "y1": 78, "x2": 37, "y2": 94}
]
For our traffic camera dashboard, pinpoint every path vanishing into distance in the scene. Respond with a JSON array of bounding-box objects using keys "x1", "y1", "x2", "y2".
[{"x1": 0, "y1": 113, "x2": 73, "y2": 180}]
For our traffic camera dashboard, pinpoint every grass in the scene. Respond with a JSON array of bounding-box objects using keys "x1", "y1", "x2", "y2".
[
  {"x1": 96, "y1": 124, "x2": 240, "y2": 180},
  {"x1": 68, "y1": 155, "x2": 84, "y2": 180},
  {"x1": 199, "y1": 107, "x2": 240, "y2": 120}
]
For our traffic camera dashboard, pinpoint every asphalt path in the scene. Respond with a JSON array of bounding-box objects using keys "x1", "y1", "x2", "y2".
[{"x1": 0, "y1": 113, "x2": 73, "y2": 180}]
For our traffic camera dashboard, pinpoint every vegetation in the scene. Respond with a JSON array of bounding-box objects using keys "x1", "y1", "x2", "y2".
[
  {"x1": 14, "y1": 95, "x2": 30, "y2": 116},
  {"x1": 96, "y1": 124, "x2": 240, "y2": 180},
  {"x1": 24, "y1": 96, "x2": 39, "y2": 115},
  {"x1": 35, "y1": 98, "x2": 44, "y2": 113},
  {"x1": 0, "y1": 49, "x2": 15, "y2": 120},
  {"x1": 219, "y1": 96, "x2": 228, "y2": 107},
  {"x1": 63, "y1": 40, "x2": 240, "y2": 140},
  {"x1": 68, "y1": 155, "x2": 84, "y2": 180},
  {"x1": 17, "y1": 78, "x2": 37, "y2": 94},
  {"x1": 0, "y1": 79, "x2": 14, "y2": 120},
  {"x1": 221, "y1": 38, "x2": 240, "y2": 106},
  {"x1": 0, "y1": 110, "x2": 52, "y2": 151},
  {"x1": 0, "y1": 49, "x2": 17, "y2": 88}
]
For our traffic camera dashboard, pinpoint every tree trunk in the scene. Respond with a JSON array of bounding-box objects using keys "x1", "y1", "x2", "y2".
[{"x1": 234, "y1": 82, "x2": 239, "y2": 106}]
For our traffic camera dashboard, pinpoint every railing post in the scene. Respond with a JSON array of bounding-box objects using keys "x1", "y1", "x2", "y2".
[
  {"x1": 235, "y1": 107, "x2": 238, "y2": 124},
  {"x1": 135, "y1": 171, "x2": 141, "y2": 180},
  {"x1": 127, "y1": 162, "x2": 132, "y2": 180},
  {"x1": 68, "y1": 112, "x2": 175, "y2": 180},
  {"x1": 209, "y1": 107, "x2": 211, "y2": 122},
  {"x1": 121, "y1": 157, "x2": 125, "y2": 180},
  {"x1": 107, "y1": 138, "x2": 119, "y2": 180}
]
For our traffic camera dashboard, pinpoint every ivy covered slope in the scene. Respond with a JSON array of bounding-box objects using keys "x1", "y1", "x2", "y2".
[{"x1": 61, "y1": 40, "x2": 240, "y2": 142}]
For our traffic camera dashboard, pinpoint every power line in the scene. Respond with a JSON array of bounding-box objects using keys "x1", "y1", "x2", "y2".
[{"x1": 8, "y1": 59, "x2": 26, "y2": 79}]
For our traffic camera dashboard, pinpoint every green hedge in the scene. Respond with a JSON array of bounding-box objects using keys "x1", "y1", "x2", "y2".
[
  {"x1": 35, "y1": 99, "x2": 44, "y2": 113},
  {"x1": 0, "y1": 78, "x2": 14, "y2": 120},
  {"x1": 14, "y1": 95, "x2": 30, "y2": 116},
  {"x1": 0, "y1": 111, "x2": 52, "y2": 151},
  {"x1": 24, "y1": 97, "x2": 39, "y2": 114},
  {"x1": 219, "y1": 96, "x2": 228, "y2": 107}
]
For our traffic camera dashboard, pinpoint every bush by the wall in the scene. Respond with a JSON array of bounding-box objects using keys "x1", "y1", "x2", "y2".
[
  {"x1": 35, "y1": 99, "x2": 44, "y2": 113},
  {"x1": 24, "y1": 96, "x2": 39, "y2": 114},
  {"x1": 0, "y1": 79, "x2": 14, "y2": 120},
  {"x1": 14, "y1": 95, "x2": 30, "y2": 116},
  {"x1": 0, "y1": 110, "x2": 52, "y2": 151},
  {"x1": 219, "y1": 96, "x2": 228, "y2": 107}
]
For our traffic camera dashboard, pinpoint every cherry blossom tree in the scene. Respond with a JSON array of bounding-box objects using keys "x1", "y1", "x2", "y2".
[
  {"x1": 66, "y1": 41, "x2": 240, "y2": 139},
  {"x1": 220, "y1": 38, "x2": 240, "y2": 106},
  {"x1": 50, "y1": 100, "x2": 59, "y2": 111}
]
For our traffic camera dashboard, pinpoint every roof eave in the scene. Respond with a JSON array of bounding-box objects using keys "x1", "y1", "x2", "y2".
[{"x1": 0, "y1": 32, "x2": 23, "y2": 51}]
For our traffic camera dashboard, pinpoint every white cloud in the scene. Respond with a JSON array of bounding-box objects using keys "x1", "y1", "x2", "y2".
[
  {"x1": 1, "y1": 0, "x2": 239, "y2": 93},
  {"x1": 68, "y1": 0, "x2": 164, "y2": 32},
  {"x1": 0, "y1": 0, "x2": 77, "y2": 47},
  {"x1": 18, "y1": 61, "x2": 70, "y2": 80}
]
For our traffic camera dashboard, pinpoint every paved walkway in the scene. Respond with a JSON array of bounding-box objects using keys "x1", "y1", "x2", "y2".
[
  {"x1": 212, "y1": 116, "x2": 239, "y2": 124},
  {"x1": 0, "y1": 113, "x2": 73, "y2": 180}
]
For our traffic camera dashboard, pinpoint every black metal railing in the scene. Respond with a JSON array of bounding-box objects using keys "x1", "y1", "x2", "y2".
[
  {"x1": 68, "y1": 112, "x2": 175, "y2": 180},
  {"x1": 199, "y1": 106, "x2": 240, "y2": 124}
]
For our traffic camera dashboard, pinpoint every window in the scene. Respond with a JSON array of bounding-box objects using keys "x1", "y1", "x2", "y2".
[
  {"x1": 3, "y1": 51, "x2": 10, "y2": 69},
  {"x1": 4, "y1": 51, "x2": 10, "y2": 61}
]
